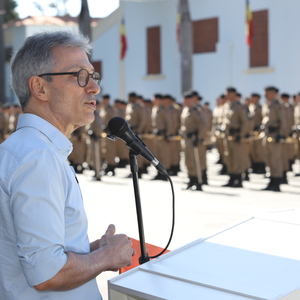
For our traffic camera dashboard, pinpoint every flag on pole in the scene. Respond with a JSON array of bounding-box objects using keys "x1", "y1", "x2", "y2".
[
  {"x1": 176, "y1": 1, "x2": 181, "y2": 51},
  {"x1": 120, "y1": 17, "x2": 127, "y2": 60},
  {"x1": 246, "y1": 0, "x2": 253, "y2": 46}
]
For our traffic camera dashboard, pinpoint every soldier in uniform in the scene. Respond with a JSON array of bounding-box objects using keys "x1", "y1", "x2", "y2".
[
  {"x1": 261, "y1": 86, "x2": 287, "y2": 191},
  {"x1": 114, "y1": 99, "x2": 129, "y2": 168},
  {"x1": 248, "y1": 93, "x2": 266, "y2": 174},
  {"x1": 125, "y1": 92, "x2": 145, "y2": 177},
  {"x1": 196, "y1": 94, "x2": 211, "y2": 184},
  {"x1": 151, "y1": 93, "x2": 170, "y2": 180},
  {"x1": 294, "y1": 94, "x2": 300, "y2": 175},
  {"x1": 138, "y1": 98, "x2": 154, "y2": 174},
  {"x1": 68, "y1": 126, "x2": 87, "y2": 173},
  {"x1": 100, "y1": 94, "x2": 117, "y2": 176},
  {"x1": 222, "y1": 87, "x2": 250, "y2": 188},
  {"x1": 163, "y1": 94, "x2": 182, "y2": 176},
  {"x1": 0, "y1": 104, "x2": 8, "y2": 143},
  {"x1": 86, "y1": 100, "x2": 103, "y2": 180},
  {"x1": 241, "y1": 96, "x2": 252, "y2": 181},
  {"x1": 280, "y1": 93, "x2": 295, "y2": 176},
  {"x1": 212, "y1": 95, "x2": 227, "y2": 174},
  {"x1": 181, "y1": 91, "x2": 208, "y2": 191}
]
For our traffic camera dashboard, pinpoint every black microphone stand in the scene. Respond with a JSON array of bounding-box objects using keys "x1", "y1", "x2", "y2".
[{"x1": 129, "y1": 149, "x2": 149, "y2": 264}]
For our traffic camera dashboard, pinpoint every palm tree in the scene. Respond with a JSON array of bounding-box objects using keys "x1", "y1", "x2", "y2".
[{"x1": 79, "y1": 0, "x2": 91, "y2": 41}]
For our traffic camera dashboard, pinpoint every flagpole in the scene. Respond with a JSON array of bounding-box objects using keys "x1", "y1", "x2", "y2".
[
  {"x1": 119, "y1": 2, "x2": 126, "y2": 100},
  {"x1": 119, "y1": 58, "x2": 125, "y2": 99}
]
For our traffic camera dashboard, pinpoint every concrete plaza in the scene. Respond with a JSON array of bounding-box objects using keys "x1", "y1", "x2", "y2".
[{"x1": 78, "y1": 149, "x2": 300, "y2": 300}]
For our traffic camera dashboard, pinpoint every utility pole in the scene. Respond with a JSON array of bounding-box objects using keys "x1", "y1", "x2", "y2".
[
  {"x1": 179, "y1": 0, "x2": 193, "y2": 94},
  {"x1": 0, "y1": 0, "x2": 5, "y2": 104}
]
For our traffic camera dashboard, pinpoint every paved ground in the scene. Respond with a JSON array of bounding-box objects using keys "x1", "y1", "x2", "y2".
[{"x1": 77, "y1": 149, "x2": 300, "y2": 300}]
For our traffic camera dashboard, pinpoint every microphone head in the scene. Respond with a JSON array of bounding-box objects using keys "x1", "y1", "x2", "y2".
[{"x1": 108, "y1": 117, "x2": 129, "y2": 137}]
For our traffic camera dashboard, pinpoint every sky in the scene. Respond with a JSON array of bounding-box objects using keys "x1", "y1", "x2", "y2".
[{"x1": 15, "y1": 0, "x2": 120, "y2": 19}]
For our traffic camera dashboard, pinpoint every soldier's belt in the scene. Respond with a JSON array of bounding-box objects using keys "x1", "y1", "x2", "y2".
[
  {"x1": 139, "y1": 133, "x2": 181, "y2": 141},
  {"x1": 228, "y1": 128, "x2": 240, "y2": 135},
  {"x1": 137, "y1": 133, "x2": 216, "y2": 145},
  {"x1": 265, "y1": 136, "x2": 296, "y2": 144}
]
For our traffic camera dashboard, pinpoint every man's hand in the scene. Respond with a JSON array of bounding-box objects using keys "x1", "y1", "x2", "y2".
[
  {"x1": 35, "y1": 224, "x2": 135, "y2": 292},
  {"x1": 91, "y1": 224, "x2": 136, "y2": 272}
]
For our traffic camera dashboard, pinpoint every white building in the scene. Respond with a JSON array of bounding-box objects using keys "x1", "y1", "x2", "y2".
[
  {"x1": 92, "y1": 0, "x2": 300, "y2": 104},
  {"x1": 3, "y1": 0, "x2": 300, "y2": 105}
]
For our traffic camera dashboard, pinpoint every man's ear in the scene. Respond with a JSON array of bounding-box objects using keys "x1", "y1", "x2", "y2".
[{"x1": 28, "y1": 76, "x2": 48, "y2": 101}]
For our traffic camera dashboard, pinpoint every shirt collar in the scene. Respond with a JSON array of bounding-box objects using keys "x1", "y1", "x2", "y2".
[{"x1": 17, "y1": 113, "x2": 73, "y2": 157}]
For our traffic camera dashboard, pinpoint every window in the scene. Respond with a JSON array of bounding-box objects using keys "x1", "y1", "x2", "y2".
[
  {"x1": 92, "y1": 61, "x2": 102, "y2": 76},
  {"x1": 147, "y1": 26, "x2": 161, "y2": 74},
  {"x1": 193, "y1": 17, "x2": 218, "y2": 53},
  {"x1": 250, "y1": 10, "x2": 268, "y2": 67}
]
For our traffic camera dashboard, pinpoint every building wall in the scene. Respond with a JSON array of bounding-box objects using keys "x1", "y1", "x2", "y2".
[
  {"x1": 4, "y1": 0, "x2": 300, "y2": 105},
  {"x1": 92, "y1": 0, "x2": 300, "y2": 105}
]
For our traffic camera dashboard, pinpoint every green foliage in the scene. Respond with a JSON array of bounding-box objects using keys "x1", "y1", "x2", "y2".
[{"x1": 4, "y1": 0, "x2": 19, "y2": 23}]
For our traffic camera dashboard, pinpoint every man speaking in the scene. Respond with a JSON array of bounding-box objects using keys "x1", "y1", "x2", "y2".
[{"x1": 0, "y1": 31, "x2": 135, "y2": 299}]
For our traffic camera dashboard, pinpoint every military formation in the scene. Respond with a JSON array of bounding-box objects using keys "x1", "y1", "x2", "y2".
[
  {"x1": 214, "y1": 86, "x2": 300, "y2": 192},
  {"x1": 0, "y1": 103, "x2": 22, "y2": 143},
  {"x1": 2, "y1": 87, "x2": 300, "y2": 192}
]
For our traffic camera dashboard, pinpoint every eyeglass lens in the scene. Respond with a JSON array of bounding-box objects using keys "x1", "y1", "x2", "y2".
[{"x1": 77, "y1": 69, "x2": 101, "y2": 87}]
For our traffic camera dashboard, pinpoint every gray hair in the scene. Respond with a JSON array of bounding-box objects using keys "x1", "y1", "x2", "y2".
[{"x1": 11, "y1": 30, "x2": 92, "y2": 109}]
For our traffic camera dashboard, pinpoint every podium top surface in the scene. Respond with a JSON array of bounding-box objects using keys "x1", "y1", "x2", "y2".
[{"x1": 108, "y1": 209, "x2": 300, "y2": 300}]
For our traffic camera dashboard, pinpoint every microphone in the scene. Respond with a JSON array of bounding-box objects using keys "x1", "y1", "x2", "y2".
[{"x1": 107, "y1": 117, "x2": 169, "y2": 177}]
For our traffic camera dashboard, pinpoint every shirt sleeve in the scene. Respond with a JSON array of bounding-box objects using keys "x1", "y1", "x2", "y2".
[{"x1": 8, "y1": 147, "x2": 68, "y2": 287}]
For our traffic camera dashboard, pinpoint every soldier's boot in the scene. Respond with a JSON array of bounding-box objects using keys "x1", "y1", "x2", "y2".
[
  {"x1": 280, "y1": 171, "x2": 288, "y2": 184},
  {"x1": 289, "y1": 159, "x2": 294, "y2": 172},
  {"x1": 262, "y1": 177, "x2": 281, "y2": 192},
  {"x1": 104, "y1": 164, "x2": 115, "y2": 176},
  {"x1": 117, "y1": 159, "x2": 129, "y2": 168},
  {"x1": 191, "y1": 182, "x2": 202, "y2": 191},
  {"x1": 242, "y1": 170, "x2": 250, "y2": 181},
  {"x1": 216, "y1": 156, "x2": 223, "y2": 164},
  {"x1": 256, "y1": 162, "x2": 266, "y2": 175},
  {"x1": 222, "y1": 174, "x2": 234, "y2": 187},
  {"x1": 219, "y1": 164, "x2": 228, "y2": 175},
  {"x1": 74, "y1": 164, "x2": 84, "y2": 174},
  {"x1": 231, "y1": 174, "x2": 243, "y2": 188},
  {"x1": 184, "y1": 176, "x2": 202, "y2": 191},
  {"x1": 152, "y1": 173, "x2": 167, "y2": 181},
  {"x1": 168, "y1": 165, "x2": 179, "y2": 176},
  {"x1": 202, "y1": 170, "x2": 208, "y2": 185}
]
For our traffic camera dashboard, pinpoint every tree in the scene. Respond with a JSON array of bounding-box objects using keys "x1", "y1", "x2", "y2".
[
  {"x1": 33, "y1": 0, "x2": 70, "y2": 16},
  {"x1": 79, "y1": 0, "x2": 91, "y2": 42},
  {"x1": 4, "y1": 0, "x2": 19, "y2": 23}
]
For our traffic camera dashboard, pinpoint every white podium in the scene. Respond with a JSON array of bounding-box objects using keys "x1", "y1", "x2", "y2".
[{"x1": 108, "y1": 209, "x2": 300, "y2": 300}]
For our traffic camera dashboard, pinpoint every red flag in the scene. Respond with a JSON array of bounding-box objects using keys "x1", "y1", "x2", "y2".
[
  {"x1": 120, "y1": 18, "x2": 127, "y2": 60},
  {"x1": 246, "y1": 0, "x2": 253, "y2": 46}
]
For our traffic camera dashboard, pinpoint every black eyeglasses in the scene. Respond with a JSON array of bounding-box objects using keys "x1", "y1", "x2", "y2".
[{"x1": 38, "y1": 68, "x2": 101, "y2": 87}]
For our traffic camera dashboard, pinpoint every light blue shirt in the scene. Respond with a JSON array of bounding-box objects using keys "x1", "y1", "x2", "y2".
[{"x1": 0, "y1": 113, "x2": 102, "y2": 300}]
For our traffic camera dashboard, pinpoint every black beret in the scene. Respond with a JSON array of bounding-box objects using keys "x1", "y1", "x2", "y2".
[
  {"x1": 281, "y1": 93, "x2": 290, "y2": 98},
  {"x1": 265, "y1": 86, "x2": 279, "y2": 93},
  {"x1": 226, "y1": 87, "x2": 237, "y2": 93},
  {"x1": 154, "y1": 93, "x2": 163, "y2": 99},
  {"x1": 128, "y1": 92, "x2": 137, "y2": 97},
  {"x1": 251, "y1": 93, "x2": 261, "y2": 98}
]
